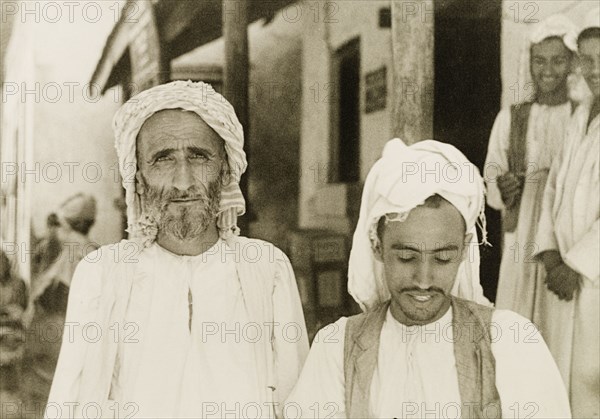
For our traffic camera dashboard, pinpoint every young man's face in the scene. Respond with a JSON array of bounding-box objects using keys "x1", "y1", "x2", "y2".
[
  {"x1": 579, "y1": 36, "x2": 600, "y2": 98},
  {"x1": 530, "y1": 37, "x2": 573, "y2": 96},
  {"x1": 374, "y1": 201, "x2": 470, "y2": 326}
]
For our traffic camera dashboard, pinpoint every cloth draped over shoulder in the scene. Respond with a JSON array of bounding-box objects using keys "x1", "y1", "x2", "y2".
[
  {"x1": 112, "y1": 80, "x2": 248, "y2": 246},
  {"x1": 348, "y1": 138, "x2": 491, "y2": 311}
]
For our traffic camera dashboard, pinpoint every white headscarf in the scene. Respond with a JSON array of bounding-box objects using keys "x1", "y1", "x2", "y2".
[
  {"x1": 582, "y1": 7, "x2": 600, "y2": 31},
  {"x1": 113, "y1": 80, "x2": 247, "y2": 246},
  {"x1": 56, "y1": 193, "x2": 97, "y2": 227},
  {"x1": 516, "y1": 14, "x2": 588, "y2": 103},
  {"x1": 348, "y1": 139, "x2": 491, "y2": 311}
]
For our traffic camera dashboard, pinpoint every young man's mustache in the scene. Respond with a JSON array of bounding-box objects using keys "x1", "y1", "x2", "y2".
[{"x1": 400, "y1": 286, "x2": 447, "y2": 295}]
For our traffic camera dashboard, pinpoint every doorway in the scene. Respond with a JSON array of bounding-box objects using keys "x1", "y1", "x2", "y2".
[{"x1": 434, "y1": 0, "x2": 502, "y2": 301}]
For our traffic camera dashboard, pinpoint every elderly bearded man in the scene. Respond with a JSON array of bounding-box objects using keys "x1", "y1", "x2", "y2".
[
  {"x1": 285, "y1": 139, "x2": 570, "y2": 419},
  {"x1": 46, "y1": 81, "x2": 308, "y2": 419}
]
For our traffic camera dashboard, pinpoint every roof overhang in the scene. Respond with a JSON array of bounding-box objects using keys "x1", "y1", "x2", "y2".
[{"x1": 90, "y1": 0, "x2": 296, "y2": 93}]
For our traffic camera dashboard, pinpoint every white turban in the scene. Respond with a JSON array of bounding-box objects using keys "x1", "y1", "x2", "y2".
[
  {"x1": 515, "y1": 15, "x2": 588, "y2": 103},
  {"x1": 57, "y1": 193, "x2": 97, "y2": 226},
  {"x1": 113, "y1": 80, "x2": 247, "y2": 246},
  {"x1": 582, "y1": 7, "x2": 600, "y2": 31},
  {"x1": 348, "y1": 139, "x2": 491, "y2": 311}
]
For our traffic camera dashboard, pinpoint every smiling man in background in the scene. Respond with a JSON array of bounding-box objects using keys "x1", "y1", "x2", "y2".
[{"x1": 484, "y1": 15, "x2": 579, "y2": 322}]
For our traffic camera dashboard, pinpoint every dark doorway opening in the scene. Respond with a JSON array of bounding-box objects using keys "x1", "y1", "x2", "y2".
[
  {"x1": 434, "y1": 0, "x2": 502, "y2": 301},
  {"x1": 331, "y1": 37, "x2": 361, "y2": 183}
]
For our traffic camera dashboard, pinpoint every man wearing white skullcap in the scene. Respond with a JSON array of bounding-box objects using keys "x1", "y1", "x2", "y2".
[
  {"x1": 535, "y1": 8, "x2": 600, "y2": 418},
  {"x1": 484, "y1": 15, "x2": 582, "y2": 321},
  {"x1": 46, "y1": 81, "x2": 308, "y2": 418},
  {"x1": 285, "y1": 139, "x2": 570, "y2": 419}
]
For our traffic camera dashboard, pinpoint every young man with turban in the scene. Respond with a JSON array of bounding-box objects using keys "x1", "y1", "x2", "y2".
[
  {"x1": 46, "y1": 81, "x2": 308, "y2": 418},
  {"x1": 285, "y1": 139, "x2": 570, "y2": 419},
  {"x1": 535, "y1": 8, "x2": 600, "y2": 418},
  {"x1": 484, "y1": 15, "x2": 581, "y2": 320}
]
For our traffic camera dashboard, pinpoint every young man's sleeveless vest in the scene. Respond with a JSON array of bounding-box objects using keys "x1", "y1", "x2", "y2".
[{"x1": 343, "y1": 296, "x2": 501, "y2": 419}]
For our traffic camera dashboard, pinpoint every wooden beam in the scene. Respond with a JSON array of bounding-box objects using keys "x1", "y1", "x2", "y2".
[
  {"x1": 223, "y1": 0, "x2": 251, "y2": 229},
  {"x1": 391, "y1": 0, "x2": 434, "y2": 144},
  {"x1": 89, "y1": 1, "x2": 134, "y2": 92}
]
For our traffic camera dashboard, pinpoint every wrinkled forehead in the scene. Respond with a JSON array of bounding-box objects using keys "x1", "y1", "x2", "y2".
[
  {"x1": 135, "y1": 109, "x2": 225, "y2": 155},
  {"x1": 137, "y1": 109, "x2": 220, "y2": 139}
]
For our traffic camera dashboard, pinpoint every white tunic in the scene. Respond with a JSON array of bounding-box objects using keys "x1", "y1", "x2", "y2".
[
  {"x1": 535, "y1": 103, "x2": 600, "y2": 419},
  {"x1": 47, "y1": 238, "x2": 309, "y2": 419},
  {"x1": 112, "y1": 241, "x2": 260, "y2": 418},
  {"x1": 484, "y1": 102, "x2": 572, "y2": 320},
  {"x1": 285, "y1": 307, "x2": 571, "y2": 419}
]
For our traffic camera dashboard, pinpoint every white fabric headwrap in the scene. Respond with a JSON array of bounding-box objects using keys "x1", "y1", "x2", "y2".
[
  {"x1": 582, "y1": 7, "x2": 600, "y2": 31},
  {"x1": 515, "y1": 15, "x2": 589, "y2": 103},
  {"x1": 348, "y1": 139, "x2": 491, "y2": 311},
  {"x1": 113, "y1": 80, "x2": 247, "y2": 246}
]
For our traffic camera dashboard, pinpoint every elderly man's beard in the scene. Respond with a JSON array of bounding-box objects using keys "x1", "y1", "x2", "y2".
[{"x1": 141, "y1": 177, "x2": 222, "y2": 241}]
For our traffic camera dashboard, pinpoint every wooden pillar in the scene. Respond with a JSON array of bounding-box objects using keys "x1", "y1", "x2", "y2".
[
  {"x1": 391, "y1": 0, "x2": 434, "y2": 144},
  {"x1": 222, "y1": 0, "x2": 251, "y2": 231}
]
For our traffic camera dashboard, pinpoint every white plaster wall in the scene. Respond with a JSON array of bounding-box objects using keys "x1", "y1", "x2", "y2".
[
  {"x1": 2, "y1": 19, "x2": 35, "y2": 281},
  {"x1": 299, "y1": 0, "x2": 392, "y2": 229},
  {"x1": 3, "y1": 1, "x2": 124, "y2": 250}
]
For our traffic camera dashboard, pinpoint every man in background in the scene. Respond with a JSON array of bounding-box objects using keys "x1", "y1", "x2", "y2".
[
  {"x1": 22, "y1": 193, "x2": 98, "y2": 418},
  {"x1": 535, "y1": 9, "x2": 600, "y2": 418},
  {"x1": 484, "y1": 15, "x2": 579, "y2": 321},
  {"x1": 0, "y1": 249, "x2": 28, "y2": 419}
]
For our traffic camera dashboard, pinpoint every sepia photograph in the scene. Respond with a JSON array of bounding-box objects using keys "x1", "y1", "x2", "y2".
[{"x1": 1, "y1": 0, "x2": 599, "y2": 418}]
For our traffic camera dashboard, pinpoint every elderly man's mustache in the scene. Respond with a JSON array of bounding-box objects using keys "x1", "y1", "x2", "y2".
[{"x1": 145, "y1": 186, "x2": 209, "y2": 203}]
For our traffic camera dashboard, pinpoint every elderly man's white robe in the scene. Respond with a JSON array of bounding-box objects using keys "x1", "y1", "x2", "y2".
[
  {"x1": 535, "y1": 102, "x2": 600, "y2": 419},
  {"x1": 485, "y1": 102, "x2": 572, "y2": 319},
  {"x1": 46, "y1": 237, "x2": 309, "y2": 419},
  {"x1": 285, "y1": 307, "x2": 570, "y2": 419}
]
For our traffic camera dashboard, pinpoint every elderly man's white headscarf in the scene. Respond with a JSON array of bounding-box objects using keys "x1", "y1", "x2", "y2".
[
  {"x1": 516, "y1": 14, "x2": 589, "y2": 103},
  {"x1": 113, "y1": 80, "x2": 247, "y2": 246},
  {"x1": 348, "y1": 139, "x2": 491, "y2": 311}
]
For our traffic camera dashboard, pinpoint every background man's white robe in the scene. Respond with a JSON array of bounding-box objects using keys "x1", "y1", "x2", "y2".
[
  {"x1": 46, "y1": 238, "x2": 308, "y2": 418},
  {"x1": 485, "y1": 103, "x2": 572, "y2": 320},
  {"x1": 285, "y1": 308, "x2": 570, "y2": 419},
  {"x1": 536, "y1": 102, "x2": 599, "y2": 419}
]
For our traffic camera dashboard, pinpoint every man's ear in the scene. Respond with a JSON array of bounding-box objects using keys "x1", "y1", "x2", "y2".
[
  {"x1": 373, "y1": 238, "x2": 384, "y2": 262},
  {"x1": 461, "y1": 233, "x2": 474, "y2": 262},
  {"x1": 135, "y1": 171, "x2": 145, "y2": 195}
]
